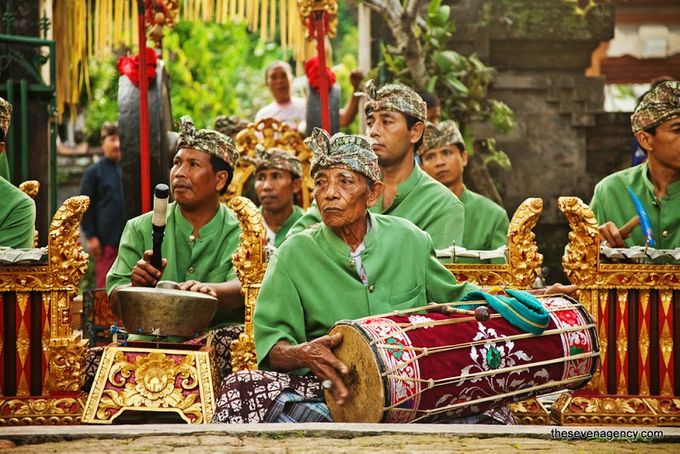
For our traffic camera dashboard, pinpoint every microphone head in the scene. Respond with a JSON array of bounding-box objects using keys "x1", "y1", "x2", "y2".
[
  {"x1": 154, "y1": 183, "x2": 169, "y2": 199},
  {"x1": 152, "y1": 184, "x2": 169, "y2": 227}
]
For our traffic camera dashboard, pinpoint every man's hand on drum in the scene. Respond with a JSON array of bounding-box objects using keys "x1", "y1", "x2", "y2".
[
  {"x1": 178, "y1": 280, "x2": 218, "y2": 298},
  {"x1": 598, "y1": 221, "x2": 626, "y2": 248},
  {"x1": 268, "y1": 335, "x2": 349, "y2": 405},
  {"x1": 130, "y1": 250, "x2": 167, "y2": 287},
  {"x1": 299, "y1": 333, "x2": 349, "y2": 404}
]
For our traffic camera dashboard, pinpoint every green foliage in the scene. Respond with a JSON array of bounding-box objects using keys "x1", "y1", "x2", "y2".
[
  {"x1": 480, "y1": 0, "x2": 611, "y2": 40},
  {"x1": 376, "y1": 0, "x2": 514, "y2": 168},
  {"x1": 84, "y1": 56, "x2": 119, "y2": 146},
  {"x1": 163, "y1": 20, "x2": 281, "y2": 129}
]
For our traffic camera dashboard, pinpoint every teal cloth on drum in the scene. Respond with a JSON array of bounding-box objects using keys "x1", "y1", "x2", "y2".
[{"x1": 461, "y1": 289, "x2": 549, "y2": 334}]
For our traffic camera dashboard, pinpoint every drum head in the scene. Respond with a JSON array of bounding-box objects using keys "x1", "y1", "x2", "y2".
[{"x1": 324, "y1": 324, "x2": 384, "y2": 423}]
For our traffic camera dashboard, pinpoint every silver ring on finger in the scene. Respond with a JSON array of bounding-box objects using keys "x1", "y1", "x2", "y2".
[{"x1": 321, "y1": 379, "x2": 332, "y2": 390}]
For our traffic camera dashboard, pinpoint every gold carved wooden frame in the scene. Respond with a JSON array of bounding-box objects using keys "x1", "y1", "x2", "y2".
[
  {"x1": 552, "y1": 196, "x2": 680, "y2": 426},
  {"x1": 225, "y1": 196, "x2": 268, "y2": 372},
  {"x1": 0, "y1": 196, "x2": 90, "y2": 425},
  {"x1": 223, "y1": 117, "x2": 314, "y2": 209}
]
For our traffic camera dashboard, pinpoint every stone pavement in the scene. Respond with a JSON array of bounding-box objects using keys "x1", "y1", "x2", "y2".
[{"x1": 1, "y1": 423, "x2": 679, "y2": 453}]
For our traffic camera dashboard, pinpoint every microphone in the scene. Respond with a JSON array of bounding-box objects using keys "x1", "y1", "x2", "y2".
[{"x1": 151, "y1": 183, "x2": 169, "y2": 274}]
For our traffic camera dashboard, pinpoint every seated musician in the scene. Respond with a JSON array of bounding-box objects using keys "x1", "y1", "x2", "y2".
[
  {"x1": 0, "y1": 96, "x2": 35, "y2": 249},
  {"x1": 107, "y1": 117, "x2": 244, "y2": 329},
  {"x1": 253, "y1": 146, "x2": 304, "y2": 248},
  {"x1": 418, "y1": 120, "x2": 509, "y2": 263},
  {"x1": 592, "y1": 81, "x2": 680, "y2": 252},
  {"x1": 213, "y1": 129, "x2": 517, "y2": 424}
]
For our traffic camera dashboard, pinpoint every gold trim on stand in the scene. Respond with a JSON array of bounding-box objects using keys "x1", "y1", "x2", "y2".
[
  {"x1": 0, "y1": 396, "x2": 85, "y2": 426},
  {"x1": 0, "y1": 196, "x2": 90, "y2": 426},
  {"x1": 227, "y1": 196, "x2": 267, "y2": 372},
  {"x1": 555, "y1": 196, "x2": 680, "y2": 426},
  {"x1": 82, "y1": 345, "x2": 217, "y2": 425},
  {"x1": 508, "y1": 397, "x2": 551, "y2": 425}
]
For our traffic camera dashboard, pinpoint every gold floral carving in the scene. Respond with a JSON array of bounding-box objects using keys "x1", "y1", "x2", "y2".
[
  {"x1": 297, "y1": 0, "x2": 339, "y2": 39},
  {"x1": 227, "y1": 196, "x2": 266, "y2": 371},
  {"x1": 447, "y1": 197, "x2": 543, "y2": 289},
  {"x1": 19, "y1": 180, "x2": 40, "y2": 199},
  {"x1": 0, "y1": 397, "x2": 85, "y2": 426},
  {"x1": 551, "y1": 392, "x2": 680, "y2": 426},
  {"x1": 83, "y1": 347, "x2": 215, "y2": 424},
  {"x1": 509, "y1": 397, "x2": 550, "y2": 425},
  {"x1": 47, "y1": 337, "x2": 88, "y2": 393},
  {"x1": 224, "y1": 117, "x2": 314, "y2": 208}
]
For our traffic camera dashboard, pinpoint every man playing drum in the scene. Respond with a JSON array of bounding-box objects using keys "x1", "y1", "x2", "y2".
[
  {"x1": 289, "y1": 80, "x2": 465, "y2": 250},
  {"x1": 107, "y1": 117, "x2": 244, "y2": 328},
  {"x1": 418, "y1": 120, "x2": 509, "y2": 263},
  {"x1": 213, "y1": 129, "x2": 522, "y2": 424},
  {"x1": 253, "y1": 146, "x2": 304, "y2": 248},
  {"x1": 592, "y1": 81, "x2": 680, "y2": 253}
]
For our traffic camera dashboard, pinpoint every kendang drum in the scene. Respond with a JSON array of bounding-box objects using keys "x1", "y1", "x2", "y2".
[{"x1": 326, "y1": 294, "x2": 599, "y2": 423}]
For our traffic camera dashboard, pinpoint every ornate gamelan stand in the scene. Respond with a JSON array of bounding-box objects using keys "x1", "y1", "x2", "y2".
[
  {"x1": 552, "y1": 197, "x2": 680, "y2": 426},
  {"x1": 0, "y1": 196, "x2": 90, "y2": 425},
  {"x1": 446, "y1": 198, "x2": 552, "y2": 425},
  {"x1": 81, "y1": 196, "x2": 267, "y2": 424},
  {"x1": 82, "y1": 339, "x2": 218, "y2": 424}
]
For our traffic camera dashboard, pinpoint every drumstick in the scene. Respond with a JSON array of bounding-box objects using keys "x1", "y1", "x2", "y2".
[
  {"x1": 442, "y1": 306, "x2": 490, "y2": 322},
  {"x1": 619, "y1": 215, "x2": 639, "y2": 239}
]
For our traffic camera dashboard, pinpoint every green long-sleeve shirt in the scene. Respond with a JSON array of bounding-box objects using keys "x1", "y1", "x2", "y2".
[
  {"x1": 590, "y1": 163, "x2": 680, "y2": 252},
  {"x1": 0, "y1": 176, "x2": 35, "y2": 249},
  {"x1": 458, "y1": 187, "x2": 509, "y2": 264},
  {"x1": 262, "y1": 204, "x2": 304, "y2": 248},
  {"x1": 254, "y1": 212, "x2": 478, "y2": 370},
  {"x1": 288, "y1": 165, "x2": 465, "y2": 249},
  {"x1": 106, "y1": 202, "x2": 243, "y2": 326}
]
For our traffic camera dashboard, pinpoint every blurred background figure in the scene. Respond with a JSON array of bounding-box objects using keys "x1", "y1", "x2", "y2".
[{"x1": 80, "y1": 122, "x2": 126, "y2": 288}]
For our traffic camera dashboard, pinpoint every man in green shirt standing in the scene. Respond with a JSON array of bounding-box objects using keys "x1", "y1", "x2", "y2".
[
  {"x1": 253, "y1": 146, "x2": 304, "y2": 248},
  {"x1": 592, "y1": 81, "x2": 680, "y2": 252},
  {"x1": 289, "y1": 80, "x2": 465, "y2": 250},
  {"x1": 0, "y1": 97, "x2": 35, "y2": 249},
  {"x1": 214, "y1": 129, "x2": 480, "y2": 424},
  {"x1": 107, "y1": 117, "x2": 244, "y2": 327},
  {"x1": 418, "y1": 120, "x2": 509, "y2": 262}
]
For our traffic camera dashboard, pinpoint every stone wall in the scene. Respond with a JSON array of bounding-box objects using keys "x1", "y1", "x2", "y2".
[{"x1": 446, "y1": 0, "x2": 630, "y2": 282}]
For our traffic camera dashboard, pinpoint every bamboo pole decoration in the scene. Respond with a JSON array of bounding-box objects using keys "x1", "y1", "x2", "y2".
[
  {"x1": 297, "y1": 0, "x2": 338, "y2": 132},
  {"x1": 137, "y1": 0, "x2": 152, "y2": 213}
]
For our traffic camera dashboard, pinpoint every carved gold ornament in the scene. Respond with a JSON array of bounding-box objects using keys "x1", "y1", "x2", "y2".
[
  {"x1": 0, "y1": 397, "x2": 85, "y2": 426},
  {"x1": 223, "y1": 117, "x2": 314, "y2": 209},
  {"x1": 226, "y1": 196, "x2": 266, "y2": 371},
  {"x1": 297, "y1": 0, "x2": 338, "y2": 39},
  {"x1": 83, "y1": 346, "x2": 217, "y2": 424},
  {"x1": 0, "y1": 196, "x2": 90, "y2": 426}
]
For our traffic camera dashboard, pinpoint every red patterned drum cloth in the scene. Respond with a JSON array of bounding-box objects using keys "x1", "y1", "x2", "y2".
[{"x1": 326, "y1": 295, "x2": 600, "y2": 423}]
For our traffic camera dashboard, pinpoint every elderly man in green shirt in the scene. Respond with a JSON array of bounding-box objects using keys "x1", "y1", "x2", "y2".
[
  {"x1": 0, "y1": 97, "x2": 35, "y2": 249},
  {"x1": 592, "y1": 81, "x2": 680, "y2": 253},
  {"x1": 213, "y1": 128, "x2": 484, "y2": 424},
  {"x1": 289, "y1": 80, "x2": 465, "y2": 250},
  {"x1": 107, "y1": 117, "x2": 244, "y2": 327},
  {"x1": 418, "y1": 120, "x2": 509, "y2": 263},
  {"x1": 253, "y1": 146, "x2": 304, "y2": 248}
]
